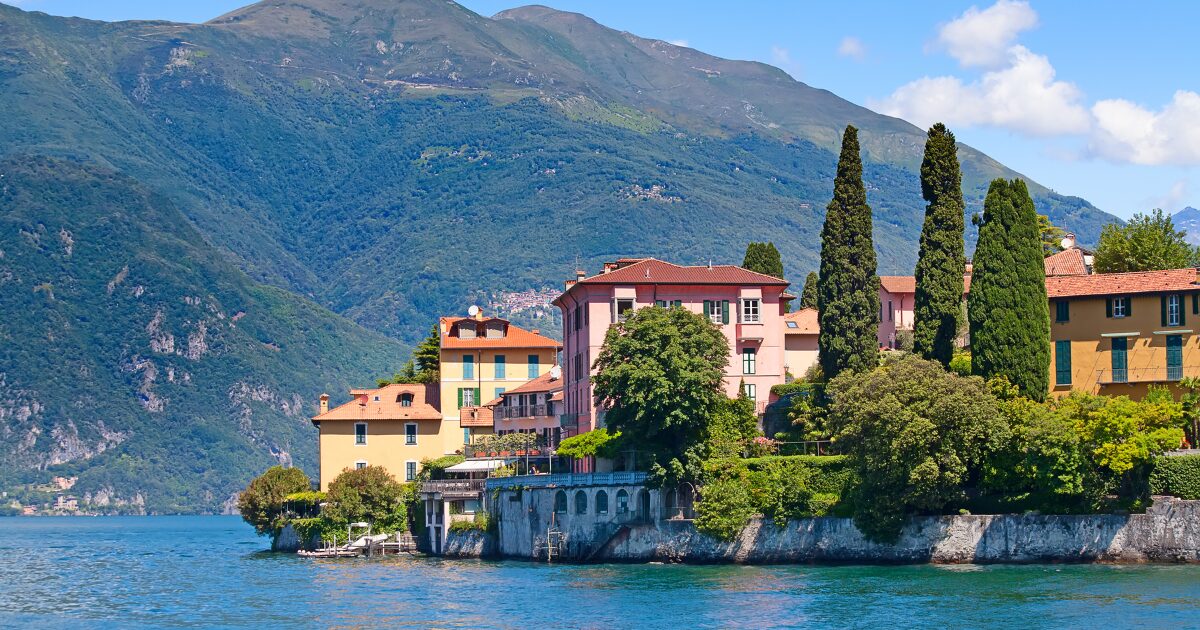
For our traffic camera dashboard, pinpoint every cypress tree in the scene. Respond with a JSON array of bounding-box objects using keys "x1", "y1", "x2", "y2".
[
  {"x1": 742, "y1": 242, "x2": 784, "y2": 278},
  {"x1": 742, "y1": 242, "x2": 765, "y2": 273},
  {"x1": 800, "y1": 272, "x2": 818, "y2": 309},
  {"x1": 912, "y1": 123, "x2": 966, "y2": 367},
  {"x1": 968, "y1": 179, "x2": 1050, "y2": 400},
  {"x1": 818, "y1": 125, "x2": 879, "y2": 380}
]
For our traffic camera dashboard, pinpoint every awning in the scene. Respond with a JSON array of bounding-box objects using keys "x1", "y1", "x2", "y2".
[{"x1": 446, "y1": 459, "x2": 508, "y2": 473}]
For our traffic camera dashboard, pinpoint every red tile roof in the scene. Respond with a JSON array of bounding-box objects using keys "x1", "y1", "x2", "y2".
[
  {"x1": 572, "y1": 258, "x2": 789, "y2": 287},
  {"x1": 313, "y1": 383, "x2": 441, "y2": 422},
  {"x1": 1044, "y1": 248, "x2": 1090, "y2": 276},
  {"x1": 783, "y1": 307, "x2": 819, "y2": 334},
  {"x1": 1047, "y1": 268, "x2": 1200, "y2": 299},
  {"x1": 503, "y1": 369, "x2": 564, "y2": 395},
  {"x1": 440, "y1": 317, "x2": 561, "y2": 350},
  {"x1": 879, "y1": 276, "x2": 915, "y2": 294}
]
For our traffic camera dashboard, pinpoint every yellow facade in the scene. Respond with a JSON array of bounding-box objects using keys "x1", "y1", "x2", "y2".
[
  {"x1": 315, "y1": 417, "x2": 460, "y2": 490},
  {"x1": 439, "y1": 347, "x2": 559, "y2": 441},
  {"x1": 1049, "y1": 292, "x2": 1200, "y2": 399}
]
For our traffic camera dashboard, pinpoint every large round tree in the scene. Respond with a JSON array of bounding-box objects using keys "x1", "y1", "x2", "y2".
[
  {"x1": 912, "y1": 123, "x2": 966, "y2": 367},
  {"x1": 968, "y1": 178, "x2": 1051, "y2": 400},
  {"x1": 592, "y1": 305, "x2": 730, "y2": 484},
  {"x1": 818, "y1": 125, "x2": 879, "y2": 380}
]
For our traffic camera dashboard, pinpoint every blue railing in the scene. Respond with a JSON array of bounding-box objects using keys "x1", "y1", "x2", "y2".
[{"x1": 486, "y1": 471, "x2": 647, "y2": 490}]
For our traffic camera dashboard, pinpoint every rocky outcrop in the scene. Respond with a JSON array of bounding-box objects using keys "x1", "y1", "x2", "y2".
[{"x1": 444, "y1": 528, "x2": 495, "y2": 558}]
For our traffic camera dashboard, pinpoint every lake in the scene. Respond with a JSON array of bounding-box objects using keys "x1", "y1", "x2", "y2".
[{"x1": 1, "y1": 516, "x2": 1199, "y2": 628}]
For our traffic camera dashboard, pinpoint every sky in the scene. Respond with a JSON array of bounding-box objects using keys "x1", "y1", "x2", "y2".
[{"x1": 7, "y1": 0, "x2": 1199, "y2": 220}]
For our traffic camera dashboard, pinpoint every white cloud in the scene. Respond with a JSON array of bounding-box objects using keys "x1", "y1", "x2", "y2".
[
  {"x1": 935, "y1": 0, "x2": 1038, "y2": 68},
  {"x1": 1090, "y1": 91, "x2": 1200, "y2": 166},
  {"x1": 871, "y1": 45, "x2": 1088, "y2": 137},
  {"x1": 1146, "y1": 178, "x2": 1191, "y2": 212},
  {"x1": 837, "y1": 36, "x2": 867, "y2": 61},
  {"x1": 668, "y1": 39, "x2": 689, "y2": 48},
  {"x1": 770, "y1": 45, "x2": 801, "y2": 79}
]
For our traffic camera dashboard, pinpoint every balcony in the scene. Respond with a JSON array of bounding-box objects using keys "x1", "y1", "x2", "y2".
[
  {"x1": 486, "y1": 471, "x2": 648, "y2": 490},
  {"x1": 420, "y1": 479, "x2": 486, "y2": 498},
  {"x1": 1097, "y1": 366, "x2": 1198, "y2": 385},
  {"x1": 559, "y1": 413, "x2": 578, "y2": 430},
  {"x1": 495, "y1": 404, "x2": 551, "y2": 420}
]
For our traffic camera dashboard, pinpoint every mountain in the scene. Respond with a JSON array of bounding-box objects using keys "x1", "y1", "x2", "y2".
[
  {"x1": 1175, "y1": 207, "x2": 1200, "y2": 246},
  {"x1": 0, "y1": 0, "x2": 1118, "y2": 510}
]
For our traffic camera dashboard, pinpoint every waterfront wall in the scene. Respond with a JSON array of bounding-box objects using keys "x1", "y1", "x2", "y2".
[
  {"x1": 443, "y1": 528, "x2": 495, "y2": 558},
  {"x1": 491, "y1": 486, "x2": 1200, "y2": 564}
]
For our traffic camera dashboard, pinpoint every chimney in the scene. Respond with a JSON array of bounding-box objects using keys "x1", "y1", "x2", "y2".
[
  {"x1": 319, "y1": 393, "x2": 329, "y2": 415},
  {"x1": 576, "y1": 269, "x2": 587, "y2": 280},
  {"x1": 1061, "y1": 233, "x2": 1076, "y2": 250},
  {"x1": 603, "y1": 262, "x2": 618, "y2": 274},
  {"x1": 565, "y1": 279, "x2": 577, "y2": 290},
  {"x1": 531, "y1": 329, "x2": 539, "y2": 335}
]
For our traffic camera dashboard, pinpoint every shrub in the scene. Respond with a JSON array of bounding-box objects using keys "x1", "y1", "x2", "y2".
[
  {"x1": 948, "y1": 352, "x2": 971, "y2": 377},
  {"x1": 556, "y1": 428, "x2": 621, "y2": 459},
  {"x1": 448, "y1": 512, "x2": 492, "y2": 533},
  {"x1": 1150, "y1": 455, "x2": 1200, "y2": 499},
  {"x1": 323, "y1": 466, "x2": 411, "y2": 534},
  {"x1": 694, "y1": 477, "x2": 755, "y2": 541},
  {"x1": 237, "y1": 466, "x2": 311, "y2": 538},
  {"x1": 419, "y1": 455, "x2": 465, "y2": 481}
]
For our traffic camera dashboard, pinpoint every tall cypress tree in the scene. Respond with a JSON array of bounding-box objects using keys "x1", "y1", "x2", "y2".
[
  {"x1": 818, "y1": 126, "x2": 879, "y2": 380},
  {"x1": 968, "y1": 179, "x2": 1050, "y2": 400},
  {"x1": 742, "y1": 242, "x2": 764, "y2": 271},
  {"x1": 912, "y1": 123, "x2": 966, "y2": 367},
  {"x1": 742, "y1": 241, "x2": 784, "y2": 278},
  {"x1": 800, "y1": 272, "x2": 819, "y2": 309}
]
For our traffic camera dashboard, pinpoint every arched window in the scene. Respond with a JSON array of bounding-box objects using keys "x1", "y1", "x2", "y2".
[
  {"x1": 595, "y1": 490, "x2": 609, "y2": 515},
  {"x1": 616, "y1": 489, "x2": 629, "y2": 515},
  {"x1": 554, "y1": 490, "x2": 567, "y2": 514},
  {"x1": 575, "y1": 490, "x2": 587, "y2": 515},
  {"x1": 398, "y1": 393, "x2": 414, "y2": 407}
]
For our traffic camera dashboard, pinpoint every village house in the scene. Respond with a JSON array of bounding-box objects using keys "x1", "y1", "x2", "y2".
[
  {"x1": 438, "y1": 309, "x2": 562, "y2": 447},
  {"x1": 488, "y1": 365, "x2": 565, "y2": 448},
  {"x1": 554, "y1": 257, "x2": 792, "y2": 440},
  {"x1": 311, "y1": 383, "x2": 446, "y2": 490},
  {"x1": 1048, "y1": 268, "x2": 1200, "y2": 398},
  {"x1": 783, "y1": 307, "x2": 819, "y2": 378}
]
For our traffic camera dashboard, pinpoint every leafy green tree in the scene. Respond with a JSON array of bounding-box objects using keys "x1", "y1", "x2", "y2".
[
  {"x1": 742, "y1": 241, "x2": 785, "y2": 278},
  {"x1": 799, "y1": 272, "x2": 818, "y2": 310},
  {"x1": 592, "y1": 306, "x2": 730, "y2": 485},
  {"x1": 826, "y1": 355, "x2": 1009, "y2": 542},
  {"x1": 913, "y1": 123, "x2": 966, "y2": 367},
  {"x1": 818, "y1": 126, "x2": 880, "y2": 380},
  {"x1": 323, "y1": 465, "x2": 411, "y2": 533},
  {"x1": 1039, "y1": 214, "x2": 1067, "y2": 254},
  {"x1": 237, "y1": 466, "x2": 311, "y2": 538},
  {"x1": 1093, "y1": 209, "x2": 1199, "y2": 273},
  {"x1": 968, "y1": 179, "x2": 1050, "y2": 401},
  {"x1": 556, "y1": 428, "x2": 621, "y2": 459}
]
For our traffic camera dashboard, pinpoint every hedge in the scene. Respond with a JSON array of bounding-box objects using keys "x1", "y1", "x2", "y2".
[{"x1": 1149, "y1": 455, "x2": 1200, "y2": 500}]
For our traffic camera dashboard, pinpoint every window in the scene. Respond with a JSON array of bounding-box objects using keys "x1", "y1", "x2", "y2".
[
  {"x1": 888, "y1": 300, "x2": 893, "y2": 322},
  {"x1": 458, "y1": 387, "x2": 479, "y2": 408},
  {"x1": 596, "y1": 490, "x2": 609, "y2": 515},
  {"x1": 398, "y1": 393, "x2": 414, "y2": 407},
  {"x1": 463, "y1": 428, "x2": 471, "y2": 445},
  {"x1": 742, "y1": 348, "x2": 757, "y2": 374},
  {"x1": 741, "y1": 298, "x2": 761, "y2": 323},
  {"x1": 355, "y1": 461, "x2": 367, "y2": 470},
  {"x1": 616, "y1": 489, "x2": 629, "y2": 515},
  {"x1": 528, "y1": 355, "x2": 539, "y2": 379},
  {"x1": 574, "y1": 305, "x2": 582, "y2": 331},
  {"x1": 354, "y1": 422, "x2": 367, "y2": 445},
  {"x1": 554, "y1": 490, "x2": 568, "y2": 514},
  {"x1": 463, "y1": 354, "x2": 475, "y2": 379},
  {"x1": 705, "y1": 300, "x2": 726, "y2": 324},
  {"x1": 405, "y1": 461, "x2": 417, "y2": 481},
  {"x1": 573, "y1": 353, "x2": 583, "y2": 382},
  {"x1": 1167, "y1": 335, "x2": 1183, "y2": 381},
  {"x1": 744, "y1": 383, "x2": 757, "y2": 402},
  {"x1": 615, "y1": 299, "x2": 634, "y2": 322},
  {"x1": 1111, "y1": 337, "x2": 1128, "y2": 383},
  {"x1": 494, "y1": 387, "x2": 505, "y2": 400},
  {"x1": 494, "y1": 355, "x2": 506, "y2": 379},
  {"x1": 1110, "y1": 296, "x2": 1128, "y2": 318},
  {"x1": 575, "y1": 491, "x2": 588, "y2": 515},
  {"x1": 1169, "y1": 294, "x2": 1182, "y2": 326},
  {"x1": 373, "y1": 395, "x2": 380, "y2": 402},
  {"x1": 1055, "y1": 301, "x2": 1070, "y2": 323},
  {"x1": 1055, "y1": 340, "x2": 1072, "y2": 386},
  {"x1": 786, "y1": 321, "x2": 798, "y2": 329},
  {"x1": 405, "y1": 423, "x2": 417, "y2": 446}
]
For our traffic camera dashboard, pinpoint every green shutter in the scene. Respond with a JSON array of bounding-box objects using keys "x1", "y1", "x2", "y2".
[
  {"x1": 703, "y1": 300, "x2": 712, "y2": 319},
  {"x1": 1106, "y1": 298, "x2": 1113, "y2": 318},
  {"x1": 1162, "y1": 296, "x2": 1168, "y2": 326},
  {"x1": 1055, "y1": 340, "x2": 1072, "y2": 386},
  {"x1": 1125, "y1": 296, "x2": 1132, "y2": 317},
  {"x1": 457, "y1": 388, "x2": 463, "y2": 408},
  {"x1": 674, "y1": 300, "x2": 682, "y2": 308},
  {"x1": 1180, "y1": 295, "x2": 1186, "y2": 325},
  {"x1": 1194, "y1": 293, "x2": 1198, "y2": 315},
  {"x1": 474, "y1": 388, "x2": 481, "y2": 405},
  {"x1": 655, "y1": 300, "x2": 666, "y2": 308},
  {"x1": 722, "y1": 300, "x2": 730, "y2": 324}
]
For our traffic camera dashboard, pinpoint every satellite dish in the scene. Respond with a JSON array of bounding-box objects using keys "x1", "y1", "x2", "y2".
[{"x1": 468, "y1": 305, "x2": 480, "y2": 317}]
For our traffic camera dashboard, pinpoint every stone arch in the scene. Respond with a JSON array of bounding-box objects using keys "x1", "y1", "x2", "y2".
[{"x1": 574, "y1": 490, "x2": 588, "y2": 515}]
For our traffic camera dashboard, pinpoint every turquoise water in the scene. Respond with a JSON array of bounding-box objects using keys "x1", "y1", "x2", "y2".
[{"x1": 2, "y1": 516, "x2": 1199, "y2": 628}]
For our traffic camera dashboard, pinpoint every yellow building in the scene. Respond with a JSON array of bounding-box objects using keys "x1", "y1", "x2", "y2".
[
  {"x1": 1048, "y1": 268, "x2": 1200, "y2": 398},
  {"x1": 439, "y1": 311, "x2": 561, "y2": 446},
  {"x1": 311, "y1": 383, "x2": 451, "y2": 490}
]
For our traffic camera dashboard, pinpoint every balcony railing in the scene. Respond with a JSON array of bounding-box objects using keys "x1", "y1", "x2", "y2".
[
  {"x1": 486, "y1": 471, "x2": 648, "y2": 490},
  {"x1": 559, "y1": 413, "x2": 579, "y2": 429},
  {"x1": 496, "y1": 404, "x2": 551, "y2": 419},
  {"x1": 420, "y1": 479, "x2": 486, "y2": 497},
  {"x1": 1097, "y1": 366, "x2": 1199, "y2": 384}
]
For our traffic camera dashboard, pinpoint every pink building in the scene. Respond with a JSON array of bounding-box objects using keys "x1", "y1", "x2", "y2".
[
  {"x1": 878, "y1": 276, "x2": 916, "y2": 349},
  {"x1": 553, "y1": 258, "x2": 792, "y2": 438}
]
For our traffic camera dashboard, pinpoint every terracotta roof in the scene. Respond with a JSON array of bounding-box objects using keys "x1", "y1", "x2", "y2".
[
  {"x1": 1047, "y1": 268, "x2": 1200, "y2": 299},
  {"x1": 783, "y1": 307, "x2": 819, "y2": 334},
  {"x1": 503, "y1": 369, "x2": 564, "y2": 396},
  {"x1": 313, "y1": 383, "x2": 441, "y2": 423},
  {"x1": 459, "y1": 406, "x2": 493, "y2": 428},
  {"x1": 880, "y1": 276, "x2": 915, "y2": 294},
  {"x1": 439, "y1": 316, "x2": 561, "y2": 350},
  {"x1": 570, "y1": 258, "x2": 790, "y2": 288},
  {"x1": 1044, "y1": 248, "x2": 1090, "y2": 276}
]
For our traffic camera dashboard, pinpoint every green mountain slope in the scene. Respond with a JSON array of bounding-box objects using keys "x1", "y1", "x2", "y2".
[{"x1": 0, "y1": 157, "x2": 404, "y2": 512}]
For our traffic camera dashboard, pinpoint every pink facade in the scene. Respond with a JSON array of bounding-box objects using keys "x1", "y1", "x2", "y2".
[
  {"x1": 878, "y1": 276, "x2": 916, "y2": 349},
  {"x1": 554, "y1": 258, "x2": 791, "y2": 438}
]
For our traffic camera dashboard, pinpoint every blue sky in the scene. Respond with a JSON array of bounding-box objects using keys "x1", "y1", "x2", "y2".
[{"x1": 8, "y1": 0, "x2": 1199, "y2": 220}]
